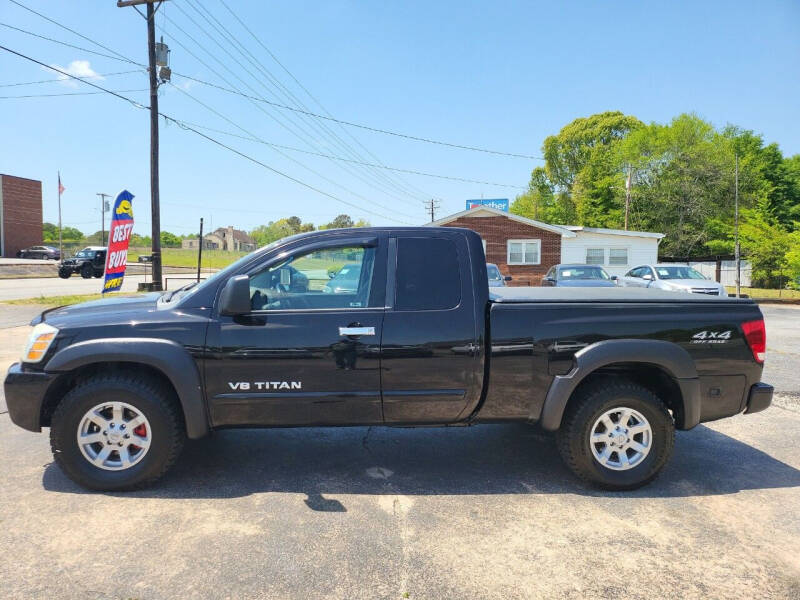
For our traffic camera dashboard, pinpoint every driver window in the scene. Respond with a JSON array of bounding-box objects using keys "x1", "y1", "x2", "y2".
[{"x1": 249, "y1": 245, "x2": 375, "y2": 311}]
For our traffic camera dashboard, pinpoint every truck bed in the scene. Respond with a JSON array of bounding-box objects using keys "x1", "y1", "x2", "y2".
[{"x1": 489, "y1": 286, "x2": 754, "y2": 304}]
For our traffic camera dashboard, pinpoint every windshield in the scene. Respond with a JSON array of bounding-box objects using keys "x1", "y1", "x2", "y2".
[
  {"x1": 559, "y1": 266, "x2": 610, "y2": 280},
  {"x1": 487, "y1": 264, "x2": 502, "y2": 280},
  {"x1": 75, "y1": 250, "x2": 95, "y2": 258},
  {"x1": 656, "y1": 266, "x2": 707, "y2": 280}
]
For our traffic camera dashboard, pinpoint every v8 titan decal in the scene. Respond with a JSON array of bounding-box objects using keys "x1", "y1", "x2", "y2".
[
  {"x1": 691, "y1": 330, "x2": 732, "y2": 344},
  {"x1": 228, "y1": 381, "x2": 302, "y2": 391}
]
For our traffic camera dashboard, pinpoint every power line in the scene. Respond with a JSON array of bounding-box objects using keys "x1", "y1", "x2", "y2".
[
  {"x1": 214, "y1": 0, "x2": 543, "y2": 160},
  {"x1": 0, "y1": 69, "x2": 143, "y2": 87},
  {"x1": 0, "y1": 21, "x2": 141, "y2": 64},
  {"x1": 2, "y1": 10, "x2": 540, "y2": 161},
  {"x1": 6, "y1": 0, "x2": 134, "y2": 63},
  {"x1": 163, "y1": 5, "x2": 428, "y2": 207},
  {"x1": 184, "y1": 0, "x2": 434, "y2": 202},
  {"x1": 2, "y1": 15, "x2": 521, "y2": 190},
  {"x1": 175, "y1": 118, "x2": 526, "y2": 189},
  {"x1": 0, "y1": 44, "x2": 414, "y2": 225},
  {"x1": 0, "y1": 88, "x2": 148, "y2": 99},
  {"x1": 166, "y1": 81, "x2": 418, "y2": 221}
]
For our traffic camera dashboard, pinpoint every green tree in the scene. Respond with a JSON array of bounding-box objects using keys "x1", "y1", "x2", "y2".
[
  {"x1": 543, "y1": 111, "x2": 642, "y2": 190},
  {"x1": 738, "y1": 209, "x2": 791, "y2": 287},
  {"x1": 42, "y1": 222, "x2": 83, "y2": 242},
  {"x1": 160, "y1": 231, "x2": 182, "y2": 247},
  {"x1": 511, "y1": 167, "x2": 577, "y2": 224}
]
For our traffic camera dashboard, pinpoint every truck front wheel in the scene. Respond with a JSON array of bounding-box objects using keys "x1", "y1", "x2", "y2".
[
  {"x1": 556, "y1": 380, "x2": 675, "y2": 490},
  {"x1": 50, "y1": 375, "x2": 185, "y2": 491}
]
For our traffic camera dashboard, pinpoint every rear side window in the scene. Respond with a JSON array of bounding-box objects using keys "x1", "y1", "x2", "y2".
[{"x1": 395, "y1": 237, "x2": 460, "y2": 311}]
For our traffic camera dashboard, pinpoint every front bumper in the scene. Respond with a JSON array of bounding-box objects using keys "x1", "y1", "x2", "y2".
[
  {"x1": 4, "y1": 362, "x2": 56, "y2": 432},
  {"x1": 744, "y1": 382, "x2": 773, "y2": 414}
]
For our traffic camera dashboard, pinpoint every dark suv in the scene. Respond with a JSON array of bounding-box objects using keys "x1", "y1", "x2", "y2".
[{"x1": 58, "y1": 247, "x2": 106, "y2": 279}]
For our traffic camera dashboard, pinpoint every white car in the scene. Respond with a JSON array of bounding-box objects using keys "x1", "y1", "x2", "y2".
[{"x1": 618, "y1": 264, "x2": 728, "y2": 297}]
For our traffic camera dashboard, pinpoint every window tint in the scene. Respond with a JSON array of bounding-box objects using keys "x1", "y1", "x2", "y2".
[
  {"x1": 396, "y1": 237, "x2": 460, "y2": 311},
  {"x1": 249, "y1": 245, "x2": 375, "y2": 310},
  {"x1": 486, "y1": 264, "x2": 501, "y2": 280}
]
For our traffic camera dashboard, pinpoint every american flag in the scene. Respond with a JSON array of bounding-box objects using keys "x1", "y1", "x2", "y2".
[{"x1": 58, "y1": 174, "x2": 65, "y2": 196}]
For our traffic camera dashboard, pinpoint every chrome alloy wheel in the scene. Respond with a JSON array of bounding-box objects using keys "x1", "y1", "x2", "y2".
[
  {"x1": 589, "y1": 407, "x2": 652, "y2": 471},
  {"x1": 76, "y1": 402, "x2": 152, "y2": 471}
]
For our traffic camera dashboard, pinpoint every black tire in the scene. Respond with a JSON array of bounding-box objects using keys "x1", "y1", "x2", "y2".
[
  {"x1": 93, "y1": 270, "x2": 103, "y2": 278},
  {"x1": 556, "y1": 379, "x2": 675, "y2": 490},
  {"x1": 50, "y1": 375, "x2": 185, "y2": 491},
  {"x1": 80, "y1": 263, "x2": 93, "y2": 279},
  {"x1": 58, "y1": 268, "x2": 71, "y2": 279}
]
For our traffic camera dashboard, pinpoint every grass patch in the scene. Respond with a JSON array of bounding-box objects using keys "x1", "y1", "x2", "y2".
[
  {"x1": 3, "y1": 292, "x2": 140, "y2": 306},
  {"x1": 129, "y1": 247, "x2": 246, "y2": 269},
  {"x1": 725, "y1": 286, "x2": 800, "y2": 299}
]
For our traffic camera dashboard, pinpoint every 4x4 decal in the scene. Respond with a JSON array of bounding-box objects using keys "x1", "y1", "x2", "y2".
[{"x1": 692, "y1": 330, "x2": 732, "y2": 344}]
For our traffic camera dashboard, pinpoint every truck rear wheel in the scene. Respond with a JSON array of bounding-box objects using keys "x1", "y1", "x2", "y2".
[
  {"x1": 50, "y1": 375, "x2": 185, "y2": 491},
  {"x1": 556, "y1": 379, "x2": 674, "y2": 490}
]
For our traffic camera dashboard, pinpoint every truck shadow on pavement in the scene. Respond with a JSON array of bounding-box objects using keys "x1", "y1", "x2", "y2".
[{"x1": 42, "y1": 423, "x2": 800, "y2": 504}]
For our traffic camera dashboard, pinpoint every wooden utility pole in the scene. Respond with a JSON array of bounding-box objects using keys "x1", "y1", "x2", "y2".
[
  {"x1": 424, "y1": 199, "x2": 440, "y2": 222},
  {"x1": 117, "y1": 0, "x2": 165, "y2": 290},
  {"x1": 734, "y1": 153, "x2": 740, "y2": 298}
]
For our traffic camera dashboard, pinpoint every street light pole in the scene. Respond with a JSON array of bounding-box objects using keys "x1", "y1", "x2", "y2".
[
  {"x1": 97, "y1": 193, "x2": 111, "y2": 245},
  {"x1": 117, "y1": 0, "x2": 165, "y2": 290}
]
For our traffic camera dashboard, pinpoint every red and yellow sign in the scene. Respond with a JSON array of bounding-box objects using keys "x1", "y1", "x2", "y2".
[{"x1": 103, "y1": 190, "x2": 135, "y2": 293}]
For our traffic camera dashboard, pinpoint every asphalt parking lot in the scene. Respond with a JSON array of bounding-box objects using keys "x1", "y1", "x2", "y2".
[{"x1": 0, "y1": 304, "x2": 798, "y2": 599}]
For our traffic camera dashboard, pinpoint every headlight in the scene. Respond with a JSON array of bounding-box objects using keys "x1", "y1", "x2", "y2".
[{"x1": 23, "y1": 323, "x2": 59, "y2": 363}]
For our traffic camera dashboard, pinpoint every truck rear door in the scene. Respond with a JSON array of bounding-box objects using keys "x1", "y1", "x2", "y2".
[{"x1": 380, "y1": 231, "x2": 484, "y2": 424}]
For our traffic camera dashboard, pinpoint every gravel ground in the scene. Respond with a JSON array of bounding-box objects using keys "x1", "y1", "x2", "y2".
[{"x1": 0, "y1": 305, "x2": 797, "y2": 599}]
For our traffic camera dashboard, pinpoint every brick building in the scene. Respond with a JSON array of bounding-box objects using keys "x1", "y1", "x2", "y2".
[
  {"x1": 0, "y1": 174, "x2": 42, "y2": 258},
  {"x1": 430, "y1": 206, "x2": 663, "y2": 285}
]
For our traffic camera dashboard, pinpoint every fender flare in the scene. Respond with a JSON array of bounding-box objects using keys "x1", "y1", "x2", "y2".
[
  {"x1": 45, "y1": 338, "x2": 209, "y2": 439},
  {"x1": 539, "y1": 339, "x2": 700, "y2": 432}
]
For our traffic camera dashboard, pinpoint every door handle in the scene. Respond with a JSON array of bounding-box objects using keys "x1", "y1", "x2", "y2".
[{"x1": 339, "y1": 326, "x2": 375, "y2": 336}]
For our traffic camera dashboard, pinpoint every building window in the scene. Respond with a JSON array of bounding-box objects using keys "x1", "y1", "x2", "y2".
[
  {"x1": 586, "y1": 248, "x2": 605, "y2": 265},
  {"x1": 507, "y1": 239, "x2": 541, "y2": 265},
  {"x1": 609, "y1": 247, "x2": 628, "y2": 266}
]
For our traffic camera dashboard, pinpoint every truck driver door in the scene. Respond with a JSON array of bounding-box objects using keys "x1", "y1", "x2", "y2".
[{"x1": 205, "y1": 236, "x2": 386, "y2": 427}]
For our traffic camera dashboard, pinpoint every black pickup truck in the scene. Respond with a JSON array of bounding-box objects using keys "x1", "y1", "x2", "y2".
[{"x1": 4, "y1": 227, "x2": 772, "y2": 491}]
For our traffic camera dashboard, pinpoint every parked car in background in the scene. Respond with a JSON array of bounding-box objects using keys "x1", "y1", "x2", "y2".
[
  {"x1": 58, "y1": 247, "x2": 106, "y2": 279},
  {"x1": 619, "y1": 264, "x2": 727, "y2": 297},
  {"x1": 16, "y1": 245, "x2": 60, "y2": 260},
  {"x1": 323, "y1": 263, "x2": 361, "y2": 294},
  {"x1": 541, "y1": 264, "x2": 616, "y2": 287},
  {"x1": 487, "y1": 263, "x2": 512, "y2": 287}
]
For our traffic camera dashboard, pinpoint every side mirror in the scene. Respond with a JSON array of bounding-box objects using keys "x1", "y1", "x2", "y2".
[
  {"x1": 504, "y1": 275, "x2": 513, "y2": 281},
  {"x1": 642, "y1": 274, "x2": 653, "y2": 281},
  {"x1": 219, "y1": 275, "x2": 251, "y2": 316}
]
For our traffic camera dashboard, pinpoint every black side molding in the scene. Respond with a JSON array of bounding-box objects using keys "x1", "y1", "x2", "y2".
[
  {"x1": 538, "y1": 339, "x2": 701, "y2": 432},
  {"x1": 45, "y1": 338, "x2": 209, "y2": 439}
]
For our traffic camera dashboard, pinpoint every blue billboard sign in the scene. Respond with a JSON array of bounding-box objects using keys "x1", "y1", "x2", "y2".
[{"x1": 466, "y1": 198, "x2": 509, "y2": 212}]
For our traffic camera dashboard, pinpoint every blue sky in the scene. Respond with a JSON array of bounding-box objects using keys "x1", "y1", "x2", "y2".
[{"x1": 1, "y1": 0, "x2": 798, "y2": 236}]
